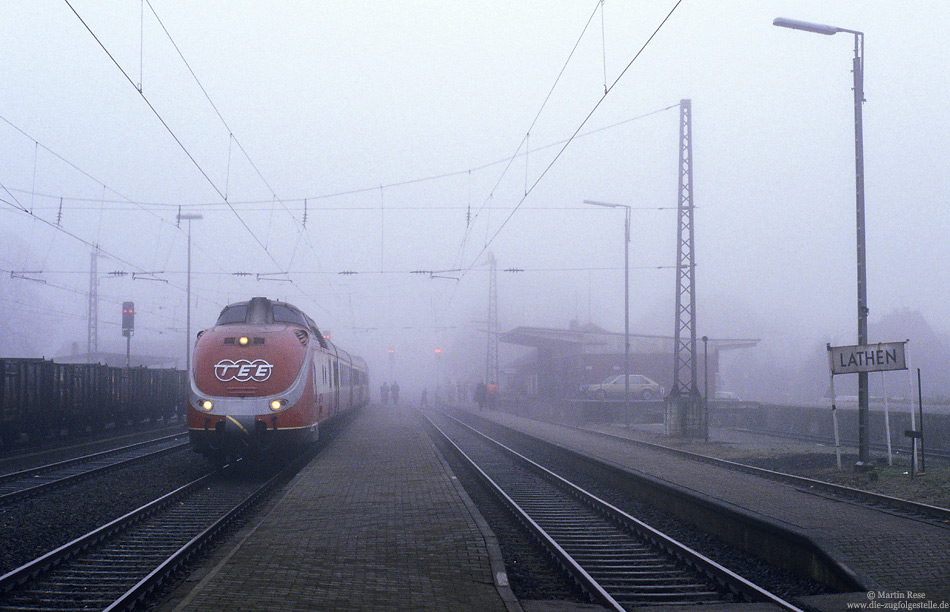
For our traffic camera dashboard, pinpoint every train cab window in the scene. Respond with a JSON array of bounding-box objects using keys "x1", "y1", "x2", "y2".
[
  {"x1": 216, "y1": 305, "x2": 248, "y2": 325},
  {"x1": 272, "y1": 304, "x2": 308, "y2": 327}
]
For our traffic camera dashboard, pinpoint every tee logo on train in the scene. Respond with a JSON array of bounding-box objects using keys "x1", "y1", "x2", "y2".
[{"x1": 213, "y1": 359, "x2": 274, "y2": 382}]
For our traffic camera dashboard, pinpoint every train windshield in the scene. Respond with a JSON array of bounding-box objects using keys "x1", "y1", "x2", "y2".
[
  {"x1": 216, "y1": 305, "x2": 248, "y2": 325},
  {"x1": 272, "y1": 304, "x2": 308, "y2": 327},
  {"x1": 215, "y1": 299, "x2": 309, "y2": 327}
]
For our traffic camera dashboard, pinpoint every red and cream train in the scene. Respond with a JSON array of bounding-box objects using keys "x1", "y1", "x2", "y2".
[{"x1": 188, "y1": 297, "x2": 368, "y2": 461}]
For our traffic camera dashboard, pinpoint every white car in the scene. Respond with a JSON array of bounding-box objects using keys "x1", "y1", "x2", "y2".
[{"x1": 585, "y1": 375, "x2": 662, "y2": 400}]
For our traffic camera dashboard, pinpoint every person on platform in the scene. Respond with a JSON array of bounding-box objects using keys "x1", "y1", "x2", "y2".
[
  {"x1": 486, "y1": 381, "x2": 499, "y2": 410},
  {"x1": 380, "y1": 381, "x2": 390, "y2": 406},
  {"x1": 420, "y1": 387, "x2": 428, "y2": 408},
  {"x1": 474, "y1": 382, "x2": 487, "y2": 410}
]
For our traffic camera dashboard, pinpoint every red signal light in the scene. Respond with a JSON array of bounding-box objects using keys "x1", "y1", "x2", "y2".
[{"x1": 121, "y1": 301, "x2": 135, "y2": 337}]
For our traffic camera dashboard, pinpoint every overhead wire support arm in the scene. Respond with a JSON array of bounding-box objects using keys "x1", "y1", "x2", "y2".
[
  {"x1": 10, "y1": 271, "x2": 46, "y2": 283},
  {"x1": 256, "y1": 272, "x2": 291, "y2": 282},
  {"x1": 131, "y1": 272, "x2": 168, "y2": 283}
]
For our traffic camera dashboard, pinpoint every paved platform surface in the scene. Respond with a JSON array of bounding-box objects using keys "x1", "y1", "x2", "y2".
[
  {"x1": 166, "y1": 406, "x2": 516, "y2": 612},
  {"x1": 474, "y1": 409, "x2": 950, "y2": 606}
]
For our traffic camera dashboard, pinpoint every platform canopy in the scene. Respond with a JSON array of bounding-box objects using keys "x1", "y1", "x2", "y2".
[{"x1": 499, "y1": 323, "x2": 758, "y2": 354}]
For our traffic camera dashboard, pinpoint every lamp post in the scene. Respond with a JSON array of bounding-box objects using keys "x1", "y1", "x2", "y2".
[
  {"x1": 177, "y1": 212, "x2": 203, "y2": 373},
  {"x1": 701, "y1": 335, "x2": 708, "y2": 442},
  {"x1": 773, "y1": 17, "x2": 870, "y2": 466},
  {"x1": 584, "y1": 199, "x2": 631, "y2": 424}
]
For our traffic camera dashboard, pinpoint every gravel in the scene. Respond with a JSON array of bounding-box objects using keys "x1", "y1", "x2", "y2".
[
  {"x1": 431, "y1": 432, "x2": 593, "y2": 606},
  {"x1": 441, "y1": 413, "x2": 830, "y2": 604},
  {"x1": 0, "y1": 448, "x2": 211, "y2": 574}
]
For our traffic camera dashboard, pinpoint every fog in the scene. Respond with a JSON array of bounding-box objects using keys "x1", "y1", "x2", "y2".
[{"x1": 2, "y1": 2, "x2": 949, "y2": 404}]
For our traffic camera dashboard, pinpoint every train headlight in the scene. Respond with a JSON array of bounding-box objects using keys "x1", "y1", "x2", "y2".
[
  {"x1": 200, "y1": 399, "x2": 213, "y2": 411},
  {"x1": 239, "y1": 336, "x2": 249, "y2": 346},
  {"x1": 270, "y1": 399, "x2": 284, "y2": 411}
]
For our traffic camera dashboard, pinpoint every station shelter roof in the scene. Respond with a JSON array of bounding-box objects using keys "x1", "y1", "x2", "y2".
[{"x1": 499, "y1": 324, "x2": 759, "y2": 355}]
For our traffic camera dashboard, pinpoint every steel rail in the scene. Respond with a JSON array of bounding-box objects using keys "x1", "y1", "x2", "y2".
[
  {"x1": 422, "y1": 412, "x2": 624, "y2": 611},
  {"x1": 725, "y1": 426, "x2": 950, "y2": 462},
  {"x1": 0, "y1": 450, "x2": 307, "y2": 611},
  {"x1": 553, "y1": 420, "x2": 950, "y2": 524},
  {"x1": 0, "y1": 471, "x2": 216, "y2": 594},
  {"x1": 425, "y1": 410, "x2": 804, "y2": 611},
  {"x1": 0, "y1": 425, "x2": 186, "y2": 468},
  {"x1": 0, "y1": 433, "x2": 185, "y2": 480},
  {"x1": 104, "y1": 456, "x2": 302, "y2": 612},
  {"x1": 0, "y1": 435, "x2": 189, "y2": 505}
]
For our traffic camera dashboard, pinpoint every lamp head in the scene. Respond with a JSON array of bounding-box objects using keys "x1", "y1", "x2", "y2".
[{"x1": 773, "y1": 17, "x2": 839, "y2": 36}]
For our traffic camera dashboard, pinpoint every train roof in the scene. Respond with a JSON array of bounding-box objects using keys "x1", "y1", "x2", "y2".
[{"x1": 215, "y1": 297, "x2": 329, "y2": 349}]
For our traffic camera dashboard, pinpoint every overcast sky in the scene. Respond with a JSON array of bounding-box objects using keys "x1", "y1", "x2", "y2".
[{"x1": 2, "y1": 1, "x2": 948, "y2": 388}]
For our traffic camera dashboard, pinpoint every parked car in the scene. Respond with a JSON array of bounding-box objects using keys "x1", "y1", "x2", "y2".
[
  {"x1": 585, "y1": 374, "x2": 662, "y2": 400},
  {"x1": 714, "y1": 390, "x2": 741, "y2": 402}
]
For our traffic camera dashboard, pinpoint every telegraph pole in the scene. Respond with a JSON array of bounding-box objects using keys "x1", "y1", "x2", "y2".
[
  {"x1": 486, "y1": 252, "x2": 499, "y2": 386},
  {"x1": 87, "y1": 249, "x2": 99, "y2": 360}
]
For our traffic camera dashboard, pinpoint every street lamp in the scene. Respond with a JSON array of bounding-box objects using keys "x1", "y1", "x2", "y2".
[
  {"x1": 177, "y1": 212, "x2": 203, "y2": 373},
  {"x1": 584, "y1": 199, "x2": 631, "y2": 424},
  {"x1": 773, "y1": 17, "x2": 870, "y2": 466}
]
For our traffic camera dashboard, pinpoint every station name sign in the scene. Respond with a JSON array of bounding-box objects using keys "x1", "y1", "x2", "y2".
[{"x1": 828, "y1": 341, "x2": 907, "y2": 375}]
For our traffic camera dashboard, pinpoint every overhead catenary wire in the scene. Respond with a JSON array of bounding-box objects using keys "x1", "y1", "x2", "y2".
[
  {"x1": 464, "y1": 0, "x2": 685, "y2": 277},
  {"x1": 61, "y1": 0, "x2": 342, "y2": 326},
  {"x1": 1, "y1": 105, "x2": 679, "y2": 212},
  {"x1": 0, "y1": 115, "x2": 237, "y2": 314},
  {"x1": 142, "y1": 0, "x2": 328, "y2": 288},
  {"x1": 456, "y1": 0, "x2": 605, "y2": 271},
  {"x1": 6, "y1": 3, "x2": 686, "y2": 347},
  {"x1": 0, "y1": 196, "x2": 179, "y2": 285},
  {"x1": 6, "y1": 264, "x2": 679, "y2": 277},
  {"x1": 62, "y1": 0, "x2": 283, "y2": 276}
]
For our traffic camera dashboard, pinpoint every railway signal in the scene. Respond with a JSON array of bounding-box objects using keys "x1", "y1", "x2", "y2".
[
  {"x1": 122, "y1": 301, "x2": 134, "y2": 368},
  {"x1": 122, "y1": 302, "x2": 134, "y2": 337}
]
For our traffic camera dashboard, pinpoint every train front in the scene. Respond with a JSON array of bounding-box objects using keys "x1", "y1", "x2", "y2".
[{"x1": 187, "y1": 298, "x2": 317, "y2": 462}]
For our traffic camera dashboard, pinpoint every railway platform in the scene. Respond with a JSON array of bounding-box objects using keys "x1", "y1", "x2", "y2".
[
  {"x1": 473, "y1": 408, "x2": 950, "y2": 609},
  {"x1": 163, "y1": 404, "x2": 519, "y2": 612}
]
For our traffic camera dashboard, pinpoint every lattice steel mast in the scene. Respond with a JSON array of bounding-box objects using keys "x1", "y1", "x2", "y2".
[
  {"x1": 667, "y1": 99, "x2": 703, "y2": 436},
  {"x1": 672, "y1": 99, "x2": 698, "y2": 395}
]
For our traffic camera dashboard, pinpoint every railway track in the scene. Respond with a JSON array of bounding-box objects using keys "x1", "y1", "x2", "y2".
[
  {"x1": 0, "y1": 425, "x2": 186, "y2": 469},
  {"x1": 549, "y1": 419, "x2": 950, "y2": 526},
  {"x1": 0, "y1": 434, "x2": 188, "y2": 505},
  {"x1": 724, "y1": 425, "x2": 950, "y2": 462},
  {"x1": 424, "y1": 410, "x2": 803, "y2": 611},
  {"x1": 0, "y1": 454, "x2": 303, "y2": 612}
]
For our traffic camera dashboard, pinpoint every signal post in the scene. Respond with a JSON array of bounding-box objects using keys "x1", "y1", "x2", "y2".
[{"x1": 122, "y1": 301, "x2": 134, "y2": 368}]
